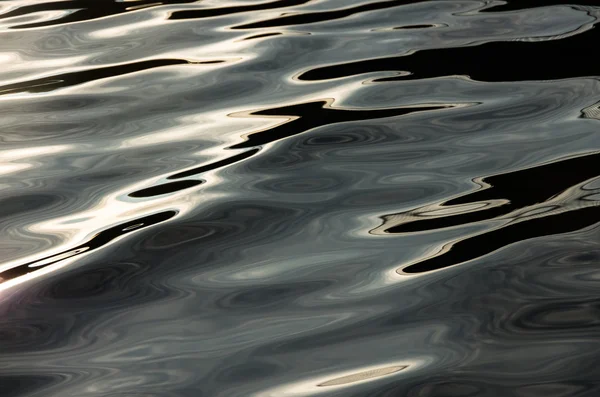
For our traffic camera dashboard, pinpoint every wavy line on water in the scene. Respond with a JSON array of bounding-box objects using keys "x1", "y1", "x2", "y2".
[
  {"x1": 0, "y1": 210, "x2": 177, "y2": 286},
  {"x1": 400, "y1": 202, "x2": 600, "y2": 274},
  {"x1": 396, "y1": 177, "x2": 600, "y2": 274},
  {"x1": 298, "y1": 24, "x2": 600, "y2": 82},
  {"x1": 0, "y1": 59, "x2": 222, "y2": 96},
  {"x1": 371, "y1": 23, "x2": 449, "y2": 32},
  {"x1": 0, "y1": 0, "x2": 199, "y2": 29},
  {"x1": 123, "y1": 100, "x2": 469, "y2": 198},
  {"x1": 129, "y1": 180, "x2": 204, "y2": 198},
  {"x1": 233, "y1": 0, "x2": 432, "y2": 29},
  {"x1": 0, "y1": 96, "x2": 469, "y2": 285},
  {"x1": 169, "y1": 0, "x2": 312, "y2": 21},
  {"x1": 228, "y1": 100, "x2": 469, "y2": 149},
  {"x1": 377, "y1": 151, "x2": 600, "y2": 234},
  {"x1": 167, "y1": 149, "x2": 261, "y2": 180}
]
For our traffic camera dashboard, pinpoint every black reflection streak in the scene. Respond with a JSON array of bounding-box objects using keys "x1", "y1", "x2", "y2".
[
  {"x1": 234, "y1": 0, "x2": 429, "y2": 29},
  {"x1": 385, "y1": 152, "x2": 600, "y2": 233},
  {"x1": 299, "y1": 27, "x2": 599, "y2": 82},
  {"x1": 243, "y1": 32, "x2": 283, "y2": 40},
  {"x1": 0, "y1": 374, "x2": 65, "y2": 397},
  {"x1": 229, "y1": 100, "x2": 456, "y2": 149},
  {"x1": 401, "y1": 205, "x2": 600, "y2": 274},
  {"x1": 393, "y1": 24, "x2": 440, "y2": 30},
  {"x1": 167, "y1": 149, "x2": 260, "y2": 180},
  {"x1": 0, "y1": 211, "x2": 177, "y2": 284},
  {"x1": 169, "y1": 0, "x2": 311, "y2": 20},
  {"x1": 0, "y1": 0, "x2": 199, "y2": 29},
  {"x1": 0, "y1": 59, "x2": 191, "y2": 96},
  {"x1": 130, "y1": 147, "x2": 259, "y2": 200},
  {"x1": 129, "y1": 180, "x2": 204, "y2": 198}
]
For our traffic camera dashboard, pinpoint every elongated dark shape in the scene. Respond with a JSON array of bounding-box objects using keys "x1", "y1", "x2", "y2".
[
  {"x1": 299, "y1": 26, "x2": 599, "y2": 82},
  {"x1": 392, "y1": 24, "x2": 439, "y2": 30},
  {"x1": 243, "y1": 33, "x2": 283, "y2": 40},
  {"x1": 0, "y1": 0, "x2": 198, "y2": 29},
  {"x1": 0, "y1": 211, "x2": 177, "y2": 283},
  {"x1": 234, "y1": 0, "x2": 428, "y2": 29},
  {"x1": 386, "y1": 152, "x2": 600, "y2": 233},
  {"x1": 168, "y1": 149, "x2": 260, "y2": 180},
  {"x1": 401, "y1": 204, "x2": 600, "y2": 274},
  {"x1": 169, "y1": 0, "x2": 311, "y2": 20},
  {"x1": 229, "y1": 100, "x2": 456, "y2": 149},
  {"x1": 129, "y1": 180, "x2": 204, "y2": 198},
  {"x1": 0, "y1": 59, "x2": 190, "y2": 96}
]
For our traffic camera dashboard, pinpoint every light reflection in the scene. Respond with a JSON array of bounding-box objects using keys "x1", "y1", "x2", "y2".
[
  {"x1": 0, "y1": 9, "x2": 75, "y2": 29},
  {"x1": 0, "y1": 145, "x2": 72, "y2": 176},
  {"x1": 318, "y1": 365, "x2": 407, "y2": 386},
  {"x1": 254, "y1": 360, "x2": 424, "y2": 397}
]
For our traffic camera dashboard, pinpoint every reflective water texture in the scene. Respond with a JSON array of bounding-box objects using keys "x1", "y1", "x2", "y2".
[{"x1": 1, "y1": 0, "x2": 599, "y2": 396}]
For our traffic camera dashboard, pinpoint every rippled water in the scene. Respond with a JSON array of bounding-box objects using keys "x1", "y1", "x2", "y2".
[{"x1": 1, "y1": 1, "x2": 599, "y2": 396}]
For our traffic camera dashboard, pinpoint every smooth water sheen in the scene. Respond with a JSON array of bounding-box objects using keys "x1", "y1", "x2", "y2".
[{"x1": 1, "y1": 1, "x2": 599, "y2": 396}]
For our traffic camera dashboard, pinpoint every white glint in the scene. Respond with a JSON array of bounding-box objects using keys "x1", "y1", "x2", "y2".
[
  {"x1": 254, "y1": 360, "x2": 426, "y2": 397},
  {"x1": 0, "y1": 145, "x2": 73, "y2": 176}
]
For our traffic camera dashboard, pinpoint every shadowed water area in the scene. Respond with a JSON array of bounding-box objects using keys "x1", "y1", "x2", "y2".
[{"x1": 0, "y1": 0, "x2": 599, "y2": 396}]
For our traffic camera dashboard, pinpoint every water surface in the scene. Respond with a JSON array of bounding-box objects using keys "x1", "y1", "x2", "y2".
[{"x1": 1, "y1": 1, "x2": 599, "y2": 396}]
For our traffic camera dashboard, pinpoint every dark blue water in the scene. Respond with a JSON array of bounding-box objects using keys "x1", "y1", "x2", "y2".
[{"x1": 1, "y1": 1, "x2": 599, "y2": 396}]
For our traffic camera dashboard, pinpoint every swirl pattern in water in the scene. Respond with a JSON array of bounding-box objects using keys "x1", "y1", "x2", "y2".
[{"x1": 0, "y1": 0, "x2": 599, "y2": 396}]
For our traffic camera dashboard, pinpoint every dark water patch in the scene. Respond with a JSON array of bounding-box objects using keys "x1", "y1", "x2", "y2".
[
  {"x1": 400, "y1": 204, "x2": 600, "y2": 274},
  {"x1": 233, "y1": 0, "x2": 429, "y2": 29},
  {"x1": 169, "y1": 0, "x2": 311, "y2": 20},
  {"x1": 383, "y1": 152, "x2": 600, "y2": 233},
  {"x1": 512, "y1": 299, "x2": 600, "y2": 331},
  {"x1": 215, "y1": 280, "x2": 331, "y2": 310},
  {"x1": 229, "y1": 100, "x2": 459, "y2": 149},
  {"x1": 128, "y1": 180, "x2": 204, "y2": 198},
  {"x1": 35, "y1": 260, "x2": 176, "y2": 316},
  {"x1": 0, "y1": 194, "x2": 63, "y2": 219},
  {"x1": 0, "y1": 0, "x2": 199, "y2": 29},
  {"x1": 299, "y1": 26, "x2": 599, "y2": 82},
  {"x1": 168, "y1": 149, "x2": 260, "y2": 179},
  {"x1": 0, "y1": 59, "x2": 192, "y2": 96},
  {"x1": 398, "y1": 379, "x2": 600, "y2": 397},
  {"x1": 0, "y1": 374, "x2": 64, "y2": 397},
  {"x1": 403, "y1": 380, "x2": 489, "y2": 397},
  {"x1": 47, "y1": 263, "x2": 141, "y2": 301},
  {"x1": 0, "y1": 211, "x2": 177, "y2": 284}
]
